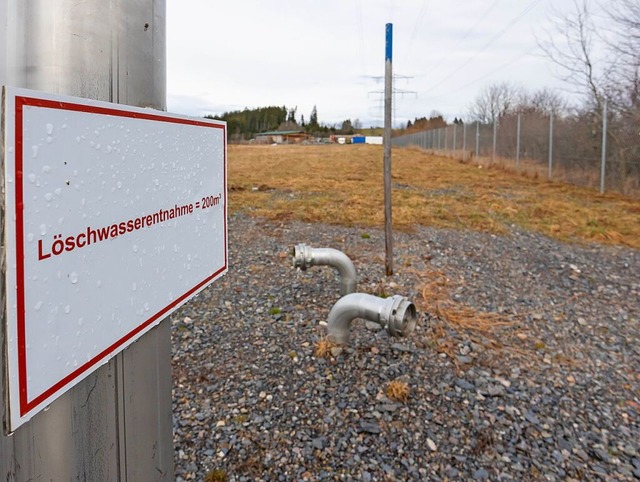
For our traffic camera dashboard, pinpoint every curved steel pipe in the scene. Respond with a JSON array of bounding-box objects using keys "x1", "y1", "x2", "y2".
[
  {"x1": 327, "y1": 293, "x2": 417, "y2": 345},
  {"x1": 292, "y1": 243, "x2": 357, "y2": 296}
]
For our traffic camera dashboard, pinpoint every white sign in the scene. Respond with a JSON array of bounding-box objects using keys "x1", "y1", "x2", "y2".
[{"x1": 2, "y1": 87, "x2": 227, "y2": 430}]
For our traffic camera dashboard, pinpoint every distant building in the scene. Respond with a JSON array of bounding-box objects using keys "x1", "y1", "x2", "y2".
[
  {"x1": 329, "y1": 134, "x2": 383, "y2": 145},
  {"x1": 254, "y1": 130, "x2": 308, "y2": 144}
]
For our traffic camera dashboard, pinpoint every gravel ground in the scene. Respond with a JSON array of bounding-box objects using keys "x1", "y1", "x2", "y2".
[{"x1": 172, "y1": 213, "x2": 639, "y2": 481}]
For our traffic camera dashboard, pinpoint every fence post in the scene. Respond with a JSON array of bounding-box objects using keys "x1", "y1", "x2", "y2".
[
  {"x1": 600, "y1": 98, "x2": 608, "y2": 194},
  {"x1": 475, "y1": 121, "x2": 480, "y2": 159},
  {"x1": 453, "y1": 124, "x2": 457, "y2": 153},
  {"x1": 548, "y1": 112, "x2": 554, "y2": 180},
  {"x1": 438, "y1": 128, "x2": 441, "y2": 150},
  {"x1": 516, "y1": 112, "x2": 521, "y2": 170},
  {"x1": 492, "y1": 119, "x2": 497, "y2": 163},
  {"x1": 462, "y1": 122, "x2": 467, "y2": 160},
  {"x1": 444, "y1": 127, "x2": 448, "y2": 154}
]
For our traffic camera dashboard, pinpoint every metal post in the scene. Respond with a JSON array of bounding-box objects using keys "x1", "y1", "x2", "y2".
[
  {"x1": 516, "y1": 112, "x2": 521, "y2": 170},
  {"x1": 453, "y1": 124, "x2": 457, "y2": 153},
  {"x1": 444, "y1": 127, "x2": 448, "y2": 154},
  {"x1": 548, "y1": 112, "x2": 554, "y2": 180},
  {"x1": 437, "y1": 128, "x2": 441, "y2": 150},
  {"x1": 475, "y1": 121, "x2": 480, "y2": 158},
  {"x1": 492, "y1": 119, "x2": 497, "y2": 163},
  {"x1": 383, "y1": 23, "x2": 393, "y2": 276},
  {"x1": 0, "y1": 1, "x2": 172, "y2": 480},
  {"x1": 600, "y1": 98, "x2": 608, "y2": 194},
  {"x1": 462, "y1": 122, "x2": 467, "y2": 160}
]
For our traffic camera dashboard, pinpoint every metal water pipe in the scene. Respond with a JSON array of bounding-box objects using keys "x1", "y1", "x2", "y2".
[
  {"x1": 293, "y1": 243, "x2": 357, "y2": 295},
  {"x1": 327, "y1": 293, "x2": 417, "y2": 345}
]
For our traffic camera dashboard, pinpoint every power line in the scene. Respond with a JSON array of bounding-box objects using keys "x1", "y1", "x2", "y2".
[
  {"x1": 403, "y1": 0, "x2": 432, "y2": 65},
  {"x1": 427, "y1": 0, "x2": 502, "y2": 74},
  {"x1": 424, "y1": 0, "x2": 545, "y2": 93},
  {"x1": 425, "y1": 44, "x2": 539, "y2": 99},
  {"x1": 355, "y1": 0, "x2": 367, "y2": 76}
]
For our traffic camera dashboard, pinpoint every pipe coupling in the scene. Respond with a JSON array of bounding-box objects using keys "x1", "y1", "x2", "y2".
[
  {"x1": 327, "y1": 293, "x2": 418, "y2": 345},
  {"x1": 383, "y1": 295, "x2": 418, "y2": 338},
  {"x1": 292, "y1": 243, "x2": 313, "y2": 270}
]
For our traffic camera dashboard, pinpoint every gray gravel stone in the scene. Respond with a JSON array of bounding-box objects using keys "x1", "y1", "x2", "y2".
[
  {"x1": 456, "y1": 378, "x2": 475, "y2": 391},
  {"x1": 171, "y1": 214, "x2": 640, "y2": 481},
  {"x1": 473, "y1": 468, "x2": 490, "y2": 479}
]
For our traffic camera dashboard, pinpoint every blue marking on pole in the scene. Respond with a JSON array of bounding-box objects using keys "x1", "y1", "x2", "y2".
[{"x1": 385, "y1": 23, "x2": 393, "y2": 62}]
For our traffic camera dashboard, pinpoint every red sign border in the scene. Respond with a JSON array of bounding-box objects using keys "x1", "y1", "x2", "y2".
[{"x1": 12, "y1": 95, "x2": 227, "y2": 416}]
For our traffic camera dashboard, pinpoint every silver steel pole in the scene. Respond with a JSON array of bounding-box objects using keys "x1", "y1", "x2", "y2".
[
  {"x1": 548, "y1": 112, "x2": 554, "y2": 180},
  {"x1": 492, "y1": 119, "x2": 497, "y2": 163},
  {"x1": 600, "y1": 98, "x2": 608, "y2": 194},
  {"x1": 444, "y1": 127, "x2": 448, "y2": 154},
  {"x1": 0, "y1": 1, "x2": 172, "y2": 480},
  {"x1": 462, "y1": 122, "x2": 467, "y2": 160},
  {"x1": 383, "y1": 23, "x2": 393, "y2": 276},
  {"x1": 475, "y1": 121, "x2": 480, "y2": 158},
  {"x1": 453, "y1": 124, "x2": 457, "y2": 153},
  {"x1": 516, "y1": 113, "x2": 521, "y2": 170}
]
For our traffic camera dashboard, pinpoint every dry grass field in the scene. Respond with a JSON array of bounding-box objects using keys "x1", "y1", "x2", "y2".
[{"x1": 228, "y1": 144, "x2": 640, "y2": 249}]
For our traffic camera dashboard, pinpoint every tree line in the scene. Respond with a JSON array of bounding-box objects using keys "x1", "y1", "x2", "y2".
[{"x1": 207, "y1": 105, "x2": 362, "y2": 141}]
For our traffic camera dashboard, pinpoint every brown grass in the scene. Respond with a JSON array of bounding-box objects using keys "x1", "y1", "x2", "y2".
[
  {"x1": 385, "y1": 380, "x2": 410, "y2": 402},
  {"x1": 418, "y1": 268, "x2": 513, "y2": 335},
  {"x1": 228, "y1": 144, "x2": 640, "y2": 248},
  {"x1": 416, "y1": 267, "x2": 520, "y2": 368},
  {"x1": 314, "y1": 337, "x2": 335, "y2": 358},
  {"x1": 204, "y1": 469, "x2": 228, "y2": 482}
]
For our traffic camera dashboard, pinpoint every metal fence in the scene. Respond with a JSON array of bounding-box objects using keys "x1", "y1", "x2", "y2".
[{"x1": 392, "y1": 102, "x2": 640, "y2": 197}]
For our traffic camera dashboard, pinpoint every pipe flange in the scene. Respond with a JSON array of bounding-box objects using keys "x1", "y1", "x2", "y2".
[
  {"x1": 292, "y1": 243, "x2": 313, "y2": 270},
  {"x1": 386, "y1": 296, "x2": 417, "y2": 338}
]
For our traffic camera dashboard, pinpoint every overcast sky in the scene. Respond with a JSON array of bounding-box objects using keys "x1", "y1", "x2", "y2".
[{"x1": 166, "y1": 0, "x2": 599, "y2": 127}]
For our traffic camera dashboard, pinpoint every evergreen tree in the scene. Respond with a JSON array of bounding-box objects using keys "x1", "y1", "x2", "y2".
[
  {"x1": 307, "y1": 105, "x2": 320, "y2": 133},
  {"x1": 206, "y1": 106, "x2": 287, "y2": 140}
]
